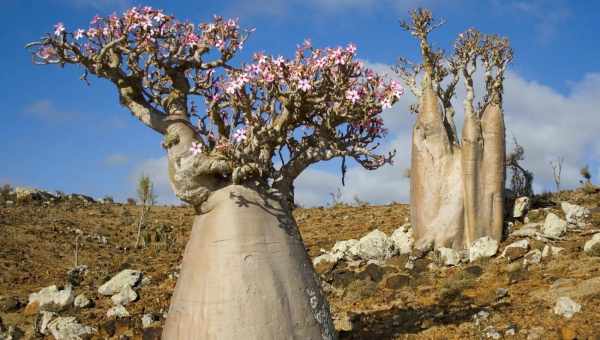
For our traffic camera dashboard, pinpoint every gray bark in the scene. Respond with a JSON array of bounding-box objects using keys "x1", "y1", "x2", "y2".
[{"x1": 162, "y1": 185, "x2": 336, "y2": 340}]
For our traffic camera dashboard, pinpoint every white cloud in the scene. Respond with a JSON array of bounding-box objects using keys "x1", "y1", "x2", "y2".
[
  {"x1": 104, "y1": 153, "x2": 129, "y2": 166},
  {"x1": 64, "y1": 0, "x2": 131, "y2": 11},
  {"x1": 226, "y1": 0, "x2": 441, "y2": 18},
  {"x1": 23, "y1": 100, "x2": 77, "y2": 121}
]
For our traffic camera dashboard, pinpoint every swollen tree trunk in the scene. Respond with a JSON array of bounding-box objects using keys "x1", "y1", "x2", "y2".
[
  {"x1": 411, "y1": 75, "x2": 464, "y2": 250},
  {"x1": 461, "y1": 96, "x2": 484, "y2": 246},
  {"x1": 479, "y1": 101, "x2": 505, "y2": 241},
  {"x1": 162, "y1": 185, "x2": 336, "y2": 340}
]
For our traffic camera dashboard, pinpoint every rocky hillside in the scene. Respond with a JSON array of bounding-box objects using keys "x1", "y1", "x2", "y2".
[{"x1": 1, "y1": 187, "x2": 600, "y2": 339}]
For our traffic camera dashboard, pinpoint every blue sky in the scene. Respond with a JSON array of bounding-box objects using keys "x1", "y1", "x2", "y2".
[{"x1": 1, "y1": 0, "x2": 599, "y2": 205}]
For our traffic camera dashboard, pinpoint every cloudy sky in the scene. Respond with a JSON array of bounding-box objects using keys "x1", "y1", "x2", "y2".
[{"x1": 1, "y1": 0, "x2": 599, "y2": 206}]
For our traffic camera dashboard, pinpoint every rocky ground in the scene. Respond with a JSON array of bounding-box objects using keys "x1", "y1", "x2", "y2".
[{"x1": 1, "y1": 188, "x2": 600, "y2": 339}]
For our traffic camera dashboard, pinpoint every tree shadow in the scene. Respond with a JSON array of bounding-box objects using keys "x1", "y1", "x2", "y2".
[{"x1": 340, "y1": 301, "x2": 509, "y2": 339}]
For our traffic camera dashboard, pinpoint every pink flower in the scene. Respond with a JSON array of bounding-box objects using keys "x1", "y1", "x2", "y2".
[
  {"x1": 298, "y1": 79, "x2": 311, "y2": 92},
  {"x1": 215, "y1": 39, "x2": 225, "y2": 49},
  {"x1": 184, "y1": 32, "x2": 199, "y2": 47},
  {"x1": 87, "y1": 28, "x2": 98, "y2": 38},
  {"x1": 74, "y1": 29, "x2": 85, "y2": 40},
  {"x1": 274, "y1": 56, "x2": 285, "y2": 66},
  {"x1": 381, "y1": 98, "x2": 392, "y2": 110},
  {"x1": 232, "y1": 127, "x2": 247, "y2": 143},
  {"x1": 54, "y1": 22, "x2": 65, "y2": 36},
  {"x1": 190, "y1": 142, "x2": 203, "y2": 156},
  {"x1": 346, "y1": 43, "x2": 357, "y2": 54},
  {"x1": 346, "y1": 89, "x2": 360, "y2": 104},
  {"x1": 90, "y1": 15, "x2": 101, "y2": 25},
  {"x1": 315, "y1": 57, "x2": 327, "y2": 68},
  {"x1": 390, "y1": 81, "x2": 404, "y2": 98}
]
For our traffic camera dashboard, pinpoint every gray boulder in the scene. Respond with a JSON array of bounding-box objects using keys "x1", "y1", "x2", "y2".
[
  {"x1": 98, "y1": 269, "x2": 142, "y2": 296},
  {"x1": 541, "y1": 213, "x2": 567, "y2": 238},
  {"x1": 561, "y1": 202, "x2": 590, "y2": 227},
  {"x1": 106, "y1": 305, "x2": 129, "y2": 318},
  {"x1": 501, "y1": 239, "x2": 529, "y2": 262},
  {"x1": 47, "y1": 317, "x2": 96, "y2": 340},
  {"x1": 437, "y1": 247, "x2": 460, "y2": 266},
  {"x1": 469, "y1": 236, "x2": 499, "y2": 262},
  {"x1": 111, "y1": 285, "x2": 138, "y2": 306},
  {"x1": 73, "y1": 294, "x2": 92, "y2": 309},
  {"x1": 553, "y1": 296, "x2": 581, "y2": 318},
  {"x1": 27, "y1": 285, "x2": 74, "y2": 313},
  {"x1": 355, "y1": 229, "x2": 395, "y2": 261},
  {"x1": 513, "y1": 196, "x2": 530, "y2": 218},
  {"x1": 389, "y1": 224, "x2": 414, "y2": 255},
  {"x1": 584, "y1": 233, "x2": 600, "y2": 256}
]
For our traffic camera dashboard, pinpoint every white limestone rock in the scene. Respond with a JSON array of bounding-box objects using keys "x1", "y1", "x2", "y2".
[
  {"x1": 73, "y1": 294, "x2": 92, "y2": 308},
  {"x1": 584, "y1": 233, "x2": 600, "y2": 256},
  {"x1": 111, "y1": 285, "x2": 138, "y2": 306},
  {"x1": 98, "y1": 269, "x2": 142, "y2": 296},
  {"x1": 469, "y1": 236, "x2": 499, "y2": 262},
  {"x1": 561, "y1": 202, "x2": 590, "y2": 227},
  {"x1": 389, "y1": 224, "x2": 414, "y2": 255},
  {"x1": 106, "y1": 305, "x2": 130, "y2": 318},
  {"x1": 47, "y1": 316, "x2": 96, "y2": 340},
  {"x1": 355, "y1": 229, "x2": 395, "y2": 261},
  {"x1": 513, "y1": 196, "x2": 530, "y2": 218},
  {"x1": 553, "y1": 297, "x2": 581, "y2": 318},
  {"x1": 542, "y1": 213, "x2": 567, "y2": 238},
  {"x1": 27, "y1": 285, "x2": 74, "y2": 313},
  {"x1": 437, "y1": 247, "x2": 461, "y2": 266}
]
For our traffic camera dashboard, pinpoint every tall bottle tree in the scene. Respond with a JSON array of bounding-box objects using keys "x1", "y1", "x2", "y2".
[
  {"x1": 395, "y1": 9, "x2": 512, "y2": 250},
  {"x1": 28, "y1": 7, "x2": 401, "y2": 339}
]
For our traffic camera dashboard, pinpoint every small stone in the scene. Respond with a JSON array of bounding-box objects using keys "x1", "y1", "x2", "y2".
[
  {"x1": 510, "y1": 223, "x2": 541, "y2": 237},
  {"x1": 73, "y1": 294, "x2": 93, "y2": 308},
  {"x1": 496, "y1": 288, "x2": 509, "y2": 299},
  {"x1": 389, "y1": 224, "x2": 414, "y2": 255},
  {"x1": 35, "y1": 311, "x2": 56, "y2": 335},
  {"x1": 47, "y1": 316, "x2": 96, "y2": 340},
  {"x1": 437, "y1": 247, "x2": 460, "y2": 266},
  {"x1": 107, "y1": 305, "x2": 130, "y2": 318},
  {"x1": 553, "y1": 297, "x2": 581, "y2": 318},
  {"x1": 527, "y1": 326, "x2": 545, "y2": 340},
  {"x1": 513, "y1": 197, "x2": 530, "y2": 218},
  {"x1": 26, "y1": 285, "x2": 75, "y2": 314},
  {"x1": 501, "y1": 239, "x2": 529, "y2": 262},
  {"x1": 561, "y1": 202, "x2": 590, "y2": 227},
  {"x1": 583, "y1": 233, "x2": 600, "y2": 257},
  {"x1": 355, "y1": 229, "x2": 396, "y2": 261},
  {"x1": 542, "y1": 213, "x2": 567, "y2": 238},
  {"x1": 469, "y1": 236, "x2": 499, "y2": 262},
  {"x1": 98, "y1": 270, "x2": 142, "y2": 296},
  {"x1": 111, "y1": 286, "x2": 138, "y2": 306},
  {"x1": 484, "y1": 325, "x2": 501, "y2": 339},
  {"x1": 542, "y1": 245, "x2": 564, "y2": 258},
  {"x1": 141, "y1": 314, "x2": 159, "y2": 329},
  {"x1": 524, "y1": 249, "x2": 542, "y2": 265},
  {"x1": 313, "y1": 254, "x2": 337, "y2": 274}
]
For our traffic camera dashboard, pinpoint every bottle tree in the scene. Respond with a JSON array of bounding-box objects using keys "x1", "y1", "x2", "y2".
[
  {"x1": 28, "y1": 7, "x2": 401, "y2": 339},
  {"x1": 395, "y1": 9, "x2": 512, "y2": 250}
]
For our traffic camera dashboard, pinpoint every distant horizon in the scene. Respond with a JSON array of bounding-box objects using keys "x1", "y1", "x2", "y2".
[{"x1": 2, "y1": 0, "x2": 599, "y2": 207}]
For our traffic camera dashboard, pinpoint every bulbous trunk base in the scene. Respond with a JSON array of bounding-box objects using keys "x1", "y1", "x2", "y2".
[{"x1": 162, "y1": 185, "x2": 336, "y2": 340}]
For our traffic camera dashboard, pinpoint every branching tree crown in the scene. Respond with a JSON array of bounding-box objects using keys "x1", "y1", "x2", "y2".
[{"x1": 28, "y1": 7, "x2": 402, "y2": 205}]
